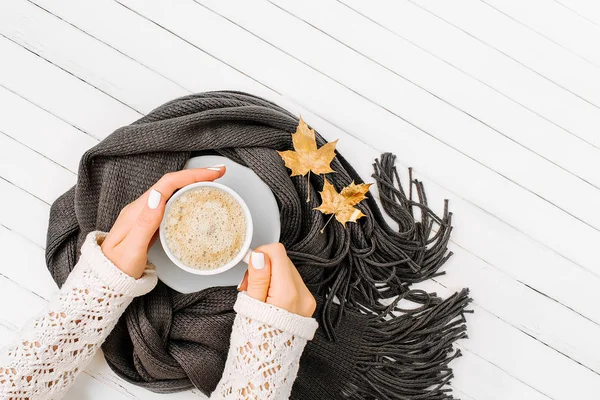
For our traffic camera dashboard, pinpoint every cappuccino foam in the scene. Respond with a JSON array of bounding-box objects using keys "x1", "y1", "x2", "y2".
[{"x1": 163, "y1": 187, "x2": 247, "y2": 270}]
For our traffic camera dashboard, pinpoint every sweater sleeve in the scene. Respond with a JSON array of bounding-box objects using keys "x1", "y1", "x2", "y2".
[
  {"x1": 0, "y1": 232, "x2": 158, "y2": 400},
  {"x1": 212, "y1": 292, "x2": 318, "y2": 399}
]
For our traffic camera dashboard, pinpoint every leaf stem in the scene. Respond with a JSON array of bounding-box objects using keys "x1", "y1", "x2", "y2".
[
  {"x1": 320, "y1": 214, "x2": 335, "y2": 234},
  {"x1": 306, "y1": 170, "x2": 311, "y2": 203}
]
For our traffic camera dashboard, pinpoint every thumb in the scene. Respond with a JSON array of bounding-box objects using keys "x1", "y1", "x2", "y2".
[
  {"x1": 245, "y1": 251, "x2": 271, "y2": 302},
  {"x1": 124, "y1": 189, "x2": 165, "y2": 250}
]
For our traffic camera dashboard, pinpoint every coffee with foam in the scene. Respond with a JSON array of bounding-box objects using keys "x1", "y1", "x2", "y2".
[{"x1": 163, "y1": 187, "x2": 247, "y2": 270}]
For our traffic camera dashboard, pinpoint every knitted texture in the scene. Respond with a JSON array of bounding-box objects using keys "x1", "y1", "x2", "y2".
[
  {"x1": 1, "y1": 232, "x2": 157, "y2": 399},
  {"x1": 46, "y1": 91, "x2": 471, "y2": 399},
  {"x1": 1, "y1": 233, "x2": 316, "y2": 399},
  {"x1": 213, "y1": 293, "x2": 317, "y2": 399}
]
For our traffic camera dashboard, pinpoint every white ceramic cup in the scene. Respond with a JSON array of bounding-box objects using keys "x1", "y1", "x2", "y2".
[{"x1": 159, "y1": 181, "x2": 254, "y2": 276}]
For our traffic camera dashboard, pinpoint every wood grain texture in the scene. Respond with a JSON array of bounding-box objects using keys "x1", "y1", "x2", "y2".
[{"x1": 0, "y1": 0, "x2": 598, "y2": 398}]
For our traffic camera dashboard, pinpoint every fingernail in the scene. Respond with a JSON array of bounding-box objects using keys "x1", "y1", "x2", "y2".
[
  {"x1": 237, "y1": 276, "x2": 244, "y2": 290},
  {"x1": 207, "y1": 164, "x2": 225, "y2": 171},
  {"x1": 148, "y1": 189, "x2": 161, "y2": 210},
  {"x1": 251, "y1": 251, "x2": 265, "y2": 270}
]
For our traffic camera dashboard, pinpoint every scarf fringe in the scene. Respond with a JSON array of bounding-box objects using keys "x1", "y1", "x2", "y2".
[
  {"x1": 348, "y1": 289, "x2": 472, "y2": 400},
  {"x1": 318, "y1": 153, "x2": 472, "y2": 398},
  {"x1": 320, "y1": 153, "x2": 458, "y2": 338}
]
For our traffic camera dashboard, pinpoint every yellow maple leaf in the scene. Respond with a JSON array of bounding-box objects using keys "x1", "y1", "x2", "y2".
[
  {"x1": 315, "y1": 178, "x2": 372, "y2": 232},
  {"x1": 278, "y1": 117, "x2": 338, "y2": 201}
]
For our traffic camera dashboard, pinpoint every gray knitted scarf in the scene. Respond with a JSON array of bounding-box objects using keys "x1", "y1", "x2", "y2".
[{"x1": 46, "y1": 91, "x2": 471, "y2": 399}]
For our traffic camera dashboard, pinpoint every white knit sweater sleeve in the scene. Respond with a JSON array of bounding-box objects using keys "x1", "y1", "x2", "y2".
[
  {"x1": 0, "y1": 232, "x2": 318, "y2": 400},
  {"x1": 0, "y1": 232, "x2": 158, "y2": 400},
  {"x1": 211, "y1": 292, "x2": 318, "y2": 400}
]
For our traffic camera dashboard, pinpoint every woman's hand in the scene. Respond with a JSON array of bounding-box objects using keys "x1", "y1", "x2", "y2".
[
  {"x1": 238, "y1": 244, "x2": 317, "y2": 318},
  {"x1": 101, "y1": 166, "x2": 226, "y2": 279}
]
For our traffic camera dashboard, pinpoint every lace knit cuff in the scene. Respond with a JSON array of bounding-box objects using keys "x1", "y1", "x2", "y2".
[
  {"x1": 77, "y1": 231, "x2": 158, "y2": 297},
  {"x1": 234, "y1": 292, "x2": 319, "y2": 340}
]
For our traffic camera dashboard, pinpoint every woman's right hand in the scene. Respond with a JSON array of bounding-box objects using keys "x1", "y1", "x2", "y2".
[{"x1": 237, "y1": 244, "x2": 317, "y2": 318}]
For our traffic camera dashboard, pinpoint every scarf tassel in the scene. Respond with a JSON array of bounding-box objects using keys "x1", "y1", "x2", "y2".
[
  {"x1": 320, "y1": 153, "x2": 464, "y2": 335},
  {"x1": 313, "y1": 152, "x2": 472, "y2": 398},
  {"x1": 350, "y1": 289, "x2": 472, "y2": 400}
]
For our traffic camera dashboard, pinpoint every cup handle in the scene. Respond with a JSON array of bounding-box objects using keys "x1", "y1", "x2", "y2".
[{"x1": 241, "y1": 248, "x2": 254, "y2": 264}]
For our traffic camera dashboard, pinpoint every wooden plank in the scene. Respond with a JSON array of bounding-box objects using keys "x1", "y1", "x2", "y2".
[
  {"x1": 63, "y1": 372, "x2": 134, "y2": 400},
  {"x1": 0, "y1": 225, "x2": 57, "y2": 300},
  {"x1": 2, "y1": 82, "x2": 600, "y2": 377},
  {"x1": 439, "y1": 246, "x2": 600, "y2": 373},
  {"x1": 0, "y1": 225, "x2": 550, "y2": 400},
  {"x1": 196, "y1": 0, "x2": 600, "y2": 235},
  {"x1": 1, "y1": 131, "x2": 598, "y2": 398},
  {"x1": 0, "y1": 87, "x2": 96, "y2": 173},
  {"x1": 410, "y1": 0, "x2": 600, "y2": 108},
  {"x1": 0, "y1": 332, "x2": 133, "y2": 400},
  {"x1": 428, "y1": 277, "x2": 600, "y2": 399},
  {"x1": 5, "y1": 89, "x2": 600, "y2": 380},
  {"x1": 194, "y1": 0, "x2": 600, "y2": 253},
  {"x1": 7, "y1": 116, "x2": 600, "y2": 384},
  {"x1": 451, "y1": 350, "x2": 548, "y2": 400},
  {"x1": 0, "y1": 131, "x2": 76, "y2": 204},
  {"x1": 26, "y1": 0, "x2": 600, "y2": 329},
  {"x1": 262, "y1": 0, "x2": 600, "y2": 319},
  {"x1": 342, "y1": 0, "x2": 600, "y2": 149},
  {"x1": 0, "y1": 325, "x2": 16, "y2": 344},
  {"x1": 0, "y1": 35, "x2": 140, "y2": 139},
  {"x1": 0, "y1": 0, "x2": 187, "y2": 115},
  {"x1": 30, "y1": 0, "x2": 271, "y2": 99},
  {"x1": 110, "y1": 0, "x2": 600, "y2": 275},
  {"x1": 448, "y1": 386, "x2": 476, "y2": 400},
  {"x1": 0, "y1": 178, "x2": 49, "y2": 247},
  {"x1": 85, "y1": 351, "x2": 208, "y2": 399},
  {"x1": 269, "y1": 0, "x2": 600, "y2": 191},
  {"x1": 482, "y1": 0, "x2": 600, "y2": 67},
  {"x1": 0, "y1": 117, "x2": 564, "y2": 398},
  {"x1": 0, "y1": 283, "x2": 142, "y2": 400},
  {"x1": 0, "y1": 277, "x2": 47, "y2": 332},
  {"x1": 2, "y1": 0, "x2": 596, "y2": 396},
  {"x1": 461, "y1": 303, "x2": 600, "y2": 399},
  {"x1": 556, "y1": 0, "x2": 600, "y2": 26}
]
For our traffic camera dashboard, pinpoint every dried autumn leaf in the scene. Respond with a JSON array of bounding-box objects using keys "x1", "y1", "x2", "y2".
[
  {"x1": 278, "y1": 116, "x2": 338, "y2": 201},
  {"x1": 315, "y1": 178, "x2": 372, "y2": 232}
]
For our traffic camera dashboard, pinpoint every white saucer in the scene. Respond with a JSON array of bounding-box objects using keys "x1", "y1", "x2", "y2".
[{"x1": 148, "y1": 155, "x2": 281, "y2": 293}]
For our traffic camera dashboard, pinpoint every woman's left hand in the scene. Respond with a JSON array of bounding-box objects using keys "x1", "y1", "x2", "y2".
[{"x1": 101, "y1": 166, "x2": 226, "y2": 279}]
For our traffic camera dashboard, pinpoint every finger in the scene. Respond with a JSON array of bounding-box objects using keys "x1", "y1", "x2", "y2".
[
  {"x1": 237, "y1": 270, "x2": 249, "y2": 292},
  {"x1": 240, "y1": 243, "x2": 290, "y2": 293},
  {"x1": 147, "y1": 231, "x2": 159, "y2": 252},
  {"x1": 246, "y1": 251, "x2": 271, "y2": 302},
  {"x1": 111, "y1": 166, "x2": 226, "y2": 235},
  {"x1": 151, "y1": 167, "x2": 226, "y2": 200},
  {"x1": 288, "y1": 258, "x2": 306, "y2": 284},
  {"x1": 123, "y1": 166, "x2": 227, "y2": 249},
  {"x1": 126, "y1": 165, "x2": 227, "y2": 228},
  {"x1": 102, "y1": 204, "x2": 136, "y2": 248},
  {"x1": 121, "y1": 189, "x2": 166, "y2": 250},
  {"x1": 256, "y1": 243, "x2": 294, "y2": 284}
]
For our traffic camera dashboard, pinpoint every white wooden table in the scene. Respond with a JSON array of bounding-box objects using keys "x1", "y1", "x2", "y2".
[{"x1": 1, "y1": 0, "x2": 599, "y2": 399}]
